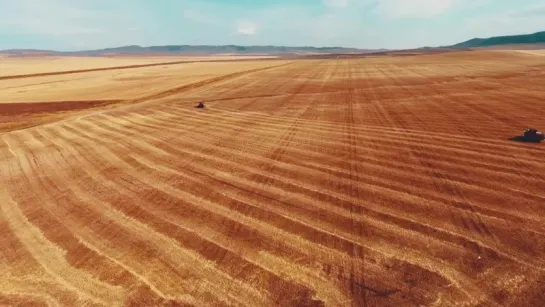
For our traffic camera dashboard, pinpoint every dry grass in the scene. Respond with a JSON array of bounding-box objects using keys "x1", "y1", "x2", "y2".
[
  {"x1": 0, "y1": 55, "x2": 278, "y2": 77},
  {"x1": 510, "y1": 50, "x2": 545, "y2": 56},
  {"x1": 0, "y1": 60, "x2": 291, "y2": 103},
  {"x1": 1, "y1": 51, "x2": 544, "y2": 307}
]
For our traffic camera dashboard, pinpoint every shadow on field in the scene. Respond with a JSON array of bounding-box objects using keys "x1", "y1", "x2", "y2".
[{"x1": 508, "y1": 136, "x2": 542, "y2": 143}]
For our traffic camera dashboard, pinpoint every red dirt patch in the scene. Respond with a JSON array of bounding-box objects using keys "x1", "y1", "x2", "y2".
[
  {"x1": 0, "y1": 100, "x2": 123, "y2": 132},
  {"x1": 0, "y1": 100, "x2": 122, "y2": 116}
]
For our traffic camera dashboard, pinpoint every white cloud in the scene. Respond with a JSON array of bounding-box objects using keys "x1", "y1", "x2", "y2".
[
  {"x1": 0, "y1": 0, "x2": 541, "y2": 51},
  {"x1": 368, "y1": 0, "x2": 491, "y2": 20},
  {"x1": 372, "y1": 0, "x2": 454, "y2": 19},
  {"x1": 466, "y1": 0, "x2": 490, "y2": 9},
  {"x1": 0, "y1": 0, "x2": 156, "y2": 50},
  {"x1": 459, "y1": 3, "x2": 545, "y2": 42},
  {"x1": 323, "y1": 0, "x2": 349, "y2": 8},
  {"x1": 0, "y1": 0, "x2": 106, "y2": 36},
  {"x1": 180, "y1": 2, "x2": 222, "y2": 26},
  {"x1": 236, "y1": 21, "x2": 257, "y2": 36},
  {"x1": 509, "y1": 4, "x2": 545, "y2": 18}
]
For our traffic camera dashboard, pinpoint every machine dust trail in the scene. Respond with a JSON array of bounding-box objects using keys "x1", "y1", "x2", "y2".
[{"x1": 1, "y1": 51, "x2": 544, "y2": 306}]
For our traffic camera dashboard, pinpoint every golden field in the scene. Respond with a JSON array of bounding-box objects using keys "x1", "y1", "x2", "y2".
[
  {"x1": 0, "y1": 55, "x2": 279, "y2": 77},
  {"x1": 1, "y1": 50, "x2": 544, "y2": 307}
]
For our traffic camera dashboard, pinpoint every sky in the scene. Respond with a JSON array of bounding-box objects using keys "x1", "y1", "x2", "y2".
[{"x1": 0, "y1": 0, "x2": 544, "y2": 51}]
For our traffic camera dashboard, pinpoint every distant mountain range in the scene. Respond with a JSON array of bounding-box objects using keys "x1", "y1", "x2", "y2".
[
  {"x1": 1, "y1": 45, "x2": 384, "y2": 56},
  {"x1": 446, "y1": 31, "x2": 545, "y2": 48},
  {"x1": 1, "y1": 31, "x2": 543, "y2": 56}
]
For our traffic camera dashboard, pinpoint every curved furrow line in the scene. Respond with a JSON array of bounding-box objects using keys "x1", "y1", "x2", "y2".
[
  {"x1": 345, "y1": 59, "x2": 369, "y2": 307},
  {"x1": 116, "y1": 120, "x2": 482, "y2": 302},
  {"x1": 245, "y1": 59, "x2": 332, "y2": 205},
  {"x1": 56, "y1": 111, "x2": 355, "y2": 305},
  {"x1": 1, "y1": 134, "x2": 132, "y2": 307},
  {"x1": 44, "y1": 125, "x2": 333, "y2": 307},
  {"x1": 0, "y1": 185, "x2": 126, "y2": 307},
  {"x1": 200, "y1": 61, "x2": 326, "y2": 160},
  {"x1": 9, "y1": 127, "x2": 234, "y2": 306},
  {"x1": 365, "y1": 64, "x2": 406, "y2": 136},
  {"x1": 67, "y1": 115, "x2": 486, "y2": 303},
  {"x1": 0, "y1": 59, "x2": 199, "y2": 81},
  {"x1": 444, "y1": 96, "x2": 545, "y2": 182},
  {"x1": 381, "y1": 63, "x2": 483, "y2": 136},
  {"x1": 77, "y1": 114, "x2": 545, "y2": 271},
  {"x1": 412, "y1": 64, "x2": 543, "y2": 133},
  {"x1": 0, "y1": 277, "x2": 71, "y2": 307},
  {"x1": 0, "y1": 62, "x2": 294, "y2": 137},
  {"x1": 129, "y1": 150, "x2": 479, "y2": 306},
  {"x1": 59, "y1": 119, "x2": 458, "y2": 305},
  {"x1": 356, "y1": 65, "x2": 532, "y2": 231},
  {"x1": 370, "y1": 63, "x2": 545, "y2": 274},
  {"x1": 188, "y1": 88, "x2": 356, "y2": 106},
  {"x1": 56, "y1": 125, "x2": 354, "y2": 307},
  {"x1": 4, "y1": 55, "x2": 544, "y2": 307},
  {"x1": 189, "y1": 104, "x2": 543, "y2": 150},
  {"x1": 318, "y1": 80, "x2": 544, "y2": 207},
  {"x1": 1, "y1": 134, "x2": 119, "y2": 281},
  {"x1": 188, "y1": 107, "x2": 539, "y2": 215},
  {"x1": 175, "y1": 68, "x2": 269, "y2": 99},
  {"x1": 360, "y1": 64, "x2": 545, "y2": 167},
  {"x1": 123, "y1": 108, "x2": 545, "y2": 211},
  {"x1": 196, "y1": 61, "x2": 321, "y2": 113},
  {"x1": 35, "y1": 127, "x2": 267, "y2": 307},
  {"x1": 202, "y1": 61, "x2": 318, "y2": 108},
  {"x1": 156, "y1": 106, "x2": 545, "y2": 174},
  {"x1": 60, "y1": 120, "x2": 378, "y2": 284},
  {"x1": 420, "y1": 63, "x2": 545, "y2": 117},
  {"x1": 103, "y1": 113, "x2": 545, "y2": 268},
  {"x1": 30, "y1": 129, "x2": 202, "y2": 306},
  {"x1": 0, "y1": 292, "x2": 60, "y2": 307},
  {"x1": 376, "y1": 65, "x2": 542, "y2": 219},
  {"x1": 218, "y1": 63, "x2": 331, "y2": 293},
  {"x1": 1, "y1": 183, "x2": 148, "y2": 306},
  {"x1": 0, "y1": 206, "x2": 79, "y2": 307},
  {"x1": 118, "y1": 108, "x2": 545, "y2": 205},
  {"x1": 364, "y1": 65, "x2": 511, "y2": 258},
  {"x1": 398, "y1": 65, "x2": 545, "y2": 185},
  {"x1": 253, "y1": 61, "x2": 328, "y2": 114},
  {"x1": 7, "y1": 129, "x2": 47, "y2": 152},
  {"x1": 404, "y1": 65, "x2": 545, "y2": 138},
  {"x1": 196, "y1": 60, "x2": 314, "y2": 100},
  {"x1": 296, "y1": 159, "x2": 545, "y2": 231},
  {"x1": 123, "y1": 62, "x2": 296, "y2": 106},
  {"x1": 128, "y1": 153, "x2": 495, "y2": 306},
  {"x1": 90, "y1": 110, "x2": 545, "y2": 231},
  {"x1": 3, "y1": 132, "x2": 194, "y2": 305},
  {"x1": 437, "y1": 66, "x2": 545, "y2": 123},
  {"x1": 153, "y1": 112, "x2": 545, "y2": 188},
  {"x1": 361, "y1": 63, "x2": 394, "y2": 130},
  {"x1": 234, "y1": 65, "x2": 318, "y2": 112}
]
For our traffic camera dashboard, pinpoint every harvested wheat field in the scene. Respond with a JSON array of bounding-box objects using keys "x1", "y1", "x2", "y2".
[
  {"x1": 1, "y1": 50, "x2": 545, "y2": 307},
  {"x1": 0, "y1": 55, "x2": 278, "y2": 77}
]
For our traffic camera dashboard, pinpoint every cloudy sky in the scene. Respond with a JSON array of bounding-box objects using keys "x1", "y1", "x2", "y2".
[{"x1": 1, "y1": 0, "x2": 544, "y2": 50}]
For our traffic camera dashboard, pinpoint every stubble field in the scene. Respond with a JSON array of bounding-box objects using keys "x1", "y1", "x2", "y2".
[{"x1": 1, "y1": 50, "x2": 544, "y2": 307}]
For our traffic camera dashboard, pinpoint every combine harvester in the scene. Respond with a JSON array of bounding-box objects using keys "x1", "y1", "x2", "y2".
[
  {"x1": 520, "y1": 128, "x2": 544, "y2": 143},
  {"x1": 196, "y1": 101, "x2": 206, "y2": 108}
]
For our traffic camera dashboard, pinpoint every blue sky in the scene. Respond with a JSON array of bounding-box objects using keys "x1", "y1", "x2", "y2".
[{"x1": 1, "y1": 0, "x2": 544, "y2": 50}]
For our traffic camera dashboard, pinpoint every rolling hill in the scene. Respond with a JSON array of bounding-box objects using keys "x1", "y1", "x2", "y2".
[
  {"x1": 3, "y1": 30, "x2": 543, "y2": 57},
  {"x1": 449, "y1": 31, "x2": 545, "y2": 48},
  {"x1": 1, "y1": 45, "x2": 383, "y2": 56}
]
